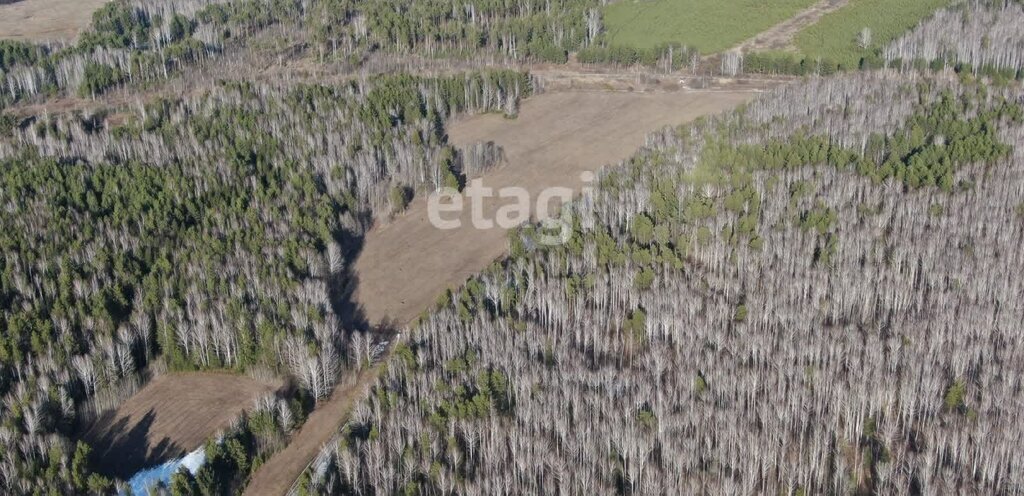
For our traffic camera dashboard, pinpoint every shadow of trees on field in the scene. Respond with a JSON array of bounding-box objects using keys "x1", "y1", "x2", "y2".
[
  {"x1": 328, "y1": 218, "x2": 403, "y2": 358},
  {"x1": 83, "y1": 409, "x2": 183, "y2": 479},
  {"x1": 79, "y1": 215, "x2": 402, "y2": 478},
  {"x1": 329, "y1": 224, "x2": 369, "y2": 334}
]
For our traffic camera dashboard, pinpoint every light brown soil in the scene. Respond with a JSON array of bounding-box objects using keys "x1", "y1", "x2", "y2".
[
  {"x1": 82, "y1": 371, "x2": 280, "y2": 479},
  {"x1": 354, "y1": 89, "x2": 763, "y2": 325},
  {"x1": 736, "y1": 0, "x2": 850, "y2": 52},
  {"x1": 0, "y1": 0, "x2": 110, "y2": 43}
]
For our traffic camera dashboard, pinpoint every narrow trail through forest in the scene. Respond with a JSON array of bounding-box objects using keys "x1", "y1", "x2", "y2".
[{"x1": 243, "y1": 86, "x2": 771, "y2": 496}]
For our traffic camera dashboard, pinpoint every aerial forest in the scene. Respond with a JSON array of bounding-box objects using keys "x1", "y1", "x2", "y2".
[{"x1": 0, "y1": 0, "x2": 1022, "y2": 494}]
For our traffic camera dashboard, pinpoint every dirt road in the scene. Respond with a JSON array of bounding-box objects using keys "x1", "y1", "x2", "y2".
[
  {"x1": 241, "y1": 87, "x2": 767, "y2": 495},
  {"x1": 736, "y1": 0, "x2": 850, "y2": 52}
]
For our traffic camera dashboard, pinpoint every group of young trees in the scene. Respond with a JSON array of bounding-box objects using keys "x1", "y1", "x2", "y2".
[
  {"x1": 577, "y1": 42, "x2": 697, "y2": 72},
  {"x1": 168, "y1": 393, "x2": 308, "y2": 496},
  {"x1": 1, "y1": 0, "x2": 228, "y2": 103},
  {"x1": 302, "y1": 72, "x2": 1024, "y2": 495},
  {"x1": 886, "y1": 0, "x2": 1024, "y2": 79},
  {"x1": 307, "y1": 0, "x2": 601, "y2": 63},
  {"x1": 0, "y1": 68, "x2": 529, "y2": 492}
]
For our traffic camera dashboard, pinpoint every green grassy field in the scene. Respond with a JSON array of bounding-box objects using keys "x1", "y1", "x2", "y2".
[
  {"x1": 603, "y1": 0, "x2": 817, "y2": 54},
  {"x1": 794, "y1": 0, "x2": 954, "y2": 67}
]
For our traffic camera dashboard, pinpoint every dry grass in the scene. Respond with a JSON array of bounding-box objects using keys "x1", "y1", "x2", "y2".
[
  {"x1": 82, "y1": 371, "x2": 281, "y2": 479},
  {"x1": 0, "y1": 0, "x2": 109, "y2": 43},
  {"x1": 353, "y1": 88, "x2": 763, "y2": 325}
]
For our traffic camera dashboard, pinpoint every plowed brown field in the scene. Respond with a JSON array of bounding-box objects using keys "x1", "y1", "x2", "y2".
[{"x1": 83, "y1": 372, "x2": 280, "y2": 479}]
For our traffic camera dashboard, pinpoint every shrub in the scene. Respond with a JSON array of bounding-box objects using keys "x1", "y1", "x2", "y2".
[
  {"x1": 630, "y1": 214, "x2": 655, "y2": 245},
  {"x1": 78, "y1": 63, "x2": 123, "y2": 98},
  {"x1": 635, "y1": 268, "x2": 655, "y2": 290},
  {"x1": 389, "y1": 184, "x2": 412, "y2": 213},
  {"x1": 944, "y1": 379, "x2": 967, "y2": 411},
  {"x1": 733, "y1": 304, "x2": 748, "y2": 322}
]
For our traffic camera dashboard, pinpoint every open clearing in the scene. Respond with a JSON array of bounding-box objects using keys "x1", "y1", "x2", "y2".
[
  {"x1": 82, "y1": 372, "x2": 280, "y2": 479},
  {"x1": 603, "y1": 0, "x2": 816, "y2": 53},
  {"x1": 242, "y1": 86, "x2": 767, "y2": 496},
  {"x1": 0, "y1": 0, "x2": 108, "y2": 42},
  {"x1": 355, "y1": 89, "x2": 763, "y2": 325},
  {"x1": 792, "y1": 0, "x2": 953, "y2": 67}
]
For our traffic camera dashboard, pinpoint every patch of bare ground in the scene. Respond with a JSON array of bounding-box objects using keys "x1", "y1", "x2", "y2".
[
  {"x1": 82, "y1": 371, "x2": 281, "y2": 479},
  {"x1": 242, "y1": 85, "x2": 773, "y2": 496},
  {"x1": 736, "y1": 0, "x2": 850, "y2": 52},
  {"x1": 0, "y1": 0, "x2": 110, "y2": 43},
  {"x1": 354, "y1": 88, "x2": 765, "y2": 325}
]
